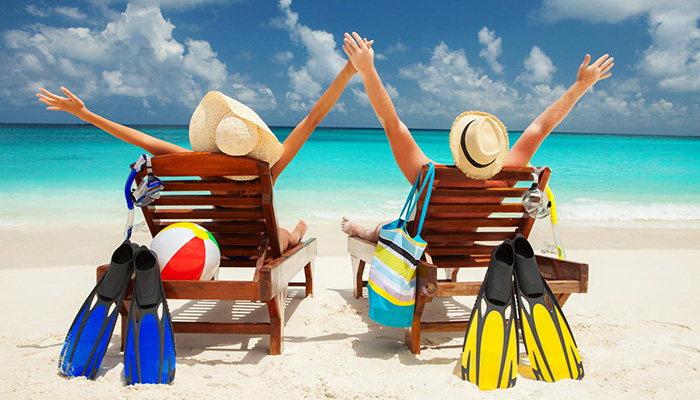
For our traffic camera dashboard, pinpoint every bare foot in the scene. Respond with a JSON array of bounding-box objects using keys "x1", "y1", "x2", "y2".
[
  {"x1": 290, "y1": 220, "x2": 308, "y2": 245},
  {"x1": 341, "y1": 216, "x2": 364, "y2": 237}
]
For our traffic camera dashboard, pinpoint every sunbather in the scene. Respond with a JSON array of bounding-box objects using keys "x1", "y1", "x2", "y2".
[
  {"x1": 339, "y1": 32, "x2": 613, "y2": 241},
  {"x1": 38, "y1": 44, "x2": 372, "y2": 251}
]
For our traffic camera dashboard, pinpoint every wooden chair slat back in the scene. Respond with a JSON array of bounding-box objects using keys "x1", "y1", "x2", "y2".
[
  {"x1": 135, "y1": 152, "x2": 284, "y2": 267},
  {"x1": 410, "y1": 165, "x2": 550, "y2": 265}
]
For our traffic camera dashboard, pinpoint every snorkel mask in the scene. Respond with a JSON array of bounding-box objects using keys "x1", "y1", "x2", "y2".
[
  {"x1": 521, "y1": 167, "x2": 550, "y2": 219},
  {"x1": 123, "y1": 155, "x2": 163, "y2": 239}
]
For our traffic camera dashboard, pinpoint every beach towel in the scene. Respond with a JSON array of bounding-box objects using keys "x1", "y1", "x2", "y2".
[{"x1": 368, "y1": 163, "x2": 435, "y2": 327}]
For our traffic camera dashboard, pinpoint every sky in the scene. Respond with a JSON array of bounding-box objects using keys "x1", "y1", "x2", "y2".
[{"x1": 1, "y1": 0, "x2": 699, "y2": 135}]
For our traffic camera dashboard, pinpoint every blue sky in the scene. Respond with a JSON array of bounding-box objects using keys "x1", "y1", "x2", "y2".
[{"x1": 1, "y1": 0, "x2": 699, "y2": 135}]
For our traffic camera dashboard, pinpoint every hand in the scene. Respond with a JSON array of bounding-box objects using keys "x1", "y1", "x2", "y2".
[
  {"x1": 342, "y1": 32, "x2": 375, "y2": 75},
  {"x1": 577, "y1": 54, "x2": 614, "y2": 87},
  {"x1": 37, "y1": 87, "x2": 89, "y2": 118},
  {"x1": 344, "y1": 38, "x2": 374, "y2": 76}
]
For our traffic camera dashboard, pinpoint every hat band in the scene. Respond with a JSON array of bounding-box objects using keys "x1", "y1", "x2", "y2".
[{"x1": 460, "y1": 120, "x2": 495, "y2": 169}]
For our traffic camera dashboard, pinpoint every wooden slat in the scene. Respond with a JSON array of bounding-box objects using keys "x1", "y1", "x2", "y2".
[
  {"x1": 433, "y1": 166, "x2": 538, "y2": 181},
  {"x1": 423, "y1": 218, "x2": 522, "y2": 228},
  {"x1": 426, "y1": 246, "x2": 494, "y2": 256},
  {"x1": 153, "y1": 194, "x2": 262, "y2": 206},
  {"x1": 173, "y1": 322, "x2": 269, "y2": 334},
  {"x1": 431, "y1": 187, "x2": 527, "y2": 198},
  {"x1": 435, "y1": 279, "x2": 583, "y2": 297},
  {"x1": 152, "y1": 220, "x2": 266, "y2": 232},
  {"x1": 220, "y1": 258, "x2": 258, "y2": 268},
  {"x1": 420, "y1": 321, "x2": 469, "y2": 333},
  {"x1": 151, "y1": 152, "x2": 263, "y2": 176},
  {"x1": 220, "y1": 246, "x2": 260, "y2": 257},
  {"x1": 161, "y1": 280, "x2": 261, "y2": 300},
  {"x1": 422, "y1": 231, "x2": 516, "y2": 242},
  {"x1": 214, "y1": 233, "x2": 263, "y2": 246},
  {"x1": 429, "y1": 257, "x2": 490, "y2": 269},
  {"x1": 163, "y1": 180, "x2": 262, "y2": 192},
  {"x1": 151, "y1": 208, "x2": 265, "y2": 220},
  {"x1": 427, "y1": 203, "x2": 525, "y2": 213}
]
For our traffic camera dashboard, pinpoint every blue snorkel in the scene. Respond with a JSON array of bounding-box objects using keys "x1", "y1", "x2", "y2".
[{"x1": 124, "y1": 155, "x2": 163, "y2": 239}]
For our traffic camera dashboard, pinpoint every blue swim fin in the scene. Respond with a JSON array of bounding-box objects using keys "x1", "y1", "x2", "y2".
[
  {"x1": 124, "y1": 246, "x2": 176, "y2": 385},
  {"x1": 58, "y1": 240, "x2": 138, "y2": 379}
]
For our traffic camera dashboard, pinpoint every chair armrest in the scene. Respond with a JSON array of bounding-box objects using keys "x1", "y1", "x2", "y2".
[
  {"x1": 347, "y1": 236, "x2": 376, "y2": 264},
  {"x1": 258, "y1": 238, "x2": 318, "y2": 301}
]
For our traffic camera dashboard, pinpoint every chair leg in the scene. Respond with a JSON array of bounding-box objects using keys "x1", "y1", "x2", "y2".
[
  {"x1": 351, "y1": 256, "x2": 365, "y2": 299},
  {"x1": 555, "y1": 293, "x2": 571, "y2": 307},
  {"x1": 266, "y1": 289, "x2": 287, "y2": 355},
  {"x1": 304, "y1": 261, "x2": 314, "y2": 297},
  {"x1": 120, "y1": 300, "x2": 130, "y2": 352},
  {"x1": 405, "y1": 292, "x2": 428, "y2": 354}
]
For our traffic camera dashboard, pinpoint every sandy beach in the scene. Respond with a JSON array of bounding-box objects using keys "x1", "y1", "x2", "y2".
[{"x1": 1, "y1": 221, "x2": 699, "y2": 399}]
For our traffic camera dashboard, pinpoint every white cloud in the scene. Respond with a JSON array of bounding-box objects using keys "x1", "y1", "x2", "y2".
[
  {"x1": 386, "y1": 39, "x2": 407, "y2": 54},
  {"x1": 540, "y1": 0, "x2": 658, "y2": 23},
  {"x1": 286, "y1": 66, "x2": 322, "y2": 102},
  {"x1": 26, "y1": 5, "x2": 48, "y2": 18},
  {"x1": 54, "y1": 7, "x2": 88, "y2": 20},
  {"x1": 237, "y1": 48, "x2": 252, "y2": 61},
  {"x1": 397, "y1": 42, "x2": 520, "y2": 121},
  {"x1": 274, "y1": 0, "x2": 347, "y2": 110},
  {"x1": 541, "y1": 0, "x2": 700, "y2": 92},
  {"x1": 518, "y1": 46, "x2": 556, "y2": 84},
  {"x1": 2, "y1": 2, "x2": 276, "y2": 111},
  {"x1": 351, "y1": 87, "x2": 369, "y2": 107},
  {"x1": 478, "y1": 27, "x2": 503, "y2": 75},
  {"x1": 272, "y1": 50, "x2": 293, "y2": 64}
]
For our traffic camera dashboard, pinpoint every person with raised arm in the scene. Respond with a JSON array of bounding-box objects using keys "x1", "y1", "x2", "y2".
[
  {"x1": 339, "y1": 31, "x2": 613, "y2": 241},
  {"x1": 38, "y1": 44, "x2": 372, "y2": 251}
]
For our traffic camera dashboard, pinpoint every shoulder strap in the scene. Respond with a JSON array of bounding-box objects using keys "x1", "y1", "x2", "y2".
[
  {"x1": 413, "y1": 163, "x2": 435, "y2": 236},
  {"x1": 397, "y1": 167, "x2": 425, "y2": 224}
]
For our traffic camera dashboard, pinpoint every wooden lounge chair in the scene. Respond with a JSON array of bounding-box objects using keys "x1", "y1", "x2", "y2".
[
  {"x1": 97, "y1": 152, "x2": 317, "y2": 355},
  {"x1": 347, "y1": 165, "x2": 588, "y2": 354}
]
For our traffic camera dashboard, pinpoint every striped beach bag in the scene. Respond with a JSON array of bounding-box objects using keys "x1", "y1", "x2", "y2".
[{"x1": 368, "y1": 163, "x2": 435, "y2": 327}]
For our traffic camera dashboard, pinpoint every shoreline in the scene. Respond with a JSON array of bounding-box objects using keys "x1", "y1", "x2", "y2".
[{"x1": 0, "y1": 221, "x2": 698, "y2": 270}]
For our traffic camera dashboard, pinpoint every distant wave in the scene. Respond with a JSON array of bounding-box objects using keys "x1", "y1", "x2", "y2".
[{"x1": 558, "y1": 198, "x2": 700, "y2": 221}]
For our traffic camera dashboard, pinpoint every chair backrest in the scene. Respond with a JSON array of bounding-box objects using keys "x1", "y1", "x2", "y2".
[
  {"x1": 409, "y1": 165, "x2": 550, "y2": 268},
  {"x1": 135, "y1": 152, "x2": 282, "y2": 268}
]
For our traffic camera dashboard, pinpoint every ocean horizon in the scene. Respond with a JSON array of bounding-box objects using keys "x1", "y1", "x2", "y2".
[{"x1": 1, "y1": 123, "x2": 699, "y2": 227}]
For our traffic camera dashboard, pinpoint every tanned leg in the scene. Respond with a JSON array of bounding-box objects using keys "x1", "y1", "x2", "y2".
[
  {"x1": 341, "y1": 217, "x2": 383, "y2": 242},
  {"x1": 279, "y1": 220, "x2": 308, "y2": 252}
]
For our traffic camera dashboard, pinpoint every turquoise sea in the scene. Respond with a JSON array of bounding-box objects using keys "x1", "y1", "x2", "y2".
[{"x1": 1, "y1": 124, "x2": 699, "y2": 227}]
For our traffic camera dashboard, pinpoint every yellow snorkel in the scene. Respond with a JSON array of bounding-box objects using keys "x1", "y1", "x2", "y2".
[
  {"x1": 544, "y1": 184, "x2": 566, "y2": 260},
  {"x1": 524, "y1": 164, "x2": 566, "y2": 260}
]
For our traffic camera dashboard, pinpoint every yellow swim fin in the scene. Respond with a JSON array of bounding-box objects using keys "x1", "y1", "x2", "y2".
[
  {"x1": 513, "y1": 233, "x2": 584, "y2": 382},
  {"x1": 460, "y1": 240, "x2": 518, "y2": 390}
]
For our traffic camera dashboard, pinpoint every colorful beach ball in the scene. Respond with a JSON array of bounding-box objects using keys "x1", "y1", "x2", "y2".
[{"x1": 150, "y1": 222, "x2": 221, "y2": 280}]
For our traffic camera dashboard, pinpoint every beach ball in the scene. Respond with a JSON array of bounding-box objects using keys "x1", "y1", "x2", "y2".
[{"x1": 150, "y1": 222, "x2": 221, "y2": 280}]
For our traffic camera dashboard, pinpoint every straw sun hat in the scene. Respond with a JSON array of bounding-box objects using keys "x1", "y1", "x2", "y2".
[
  {"x1": 449, "y1": 111, "x2": 509, "y2": 180},
  {"x1": 189, "y1": 91, "x2": 284, "y2": 166}
]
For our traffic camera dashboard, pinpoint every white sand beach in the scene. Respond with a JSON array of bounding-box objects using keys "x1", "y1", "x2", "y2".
[{"x1": 1, "y1": 222, "x2": 699, "y2": 399}]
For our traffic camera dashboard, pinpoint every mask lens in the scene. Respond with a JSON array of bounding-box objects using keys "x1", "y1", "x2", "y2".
[{"x1": 522, "y1": 187, "x2": 550, "y2": 219}]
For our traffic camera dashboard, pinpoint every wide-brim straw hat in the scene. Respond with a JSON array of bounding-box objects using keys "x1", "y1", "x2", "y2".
[
  {"x1": 189, "y1": 91, "x2": 284, "y2": 167},
  {"x1": 449, "y1": 111, "x2": 509, "y2": 180}
]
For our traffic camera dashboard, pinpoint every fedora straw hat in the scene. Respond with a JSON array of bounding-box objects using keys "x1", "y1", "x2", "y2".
[
  {"x1": 449, "y1": 111, "x2": 508, "y2": 180},
  {"x1": 189, "y1": 91, "x2": 284, "y2": 166}
]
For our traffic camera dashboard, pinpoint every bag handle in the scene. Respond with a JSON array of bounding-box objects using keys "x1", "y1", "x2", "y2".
[
  {"x1": 400, "y1": 163, "x2": 435, "y2": 234},
  {"x1": 397, "y1": 165, "x2": 424, "y2": 223},
  {"x1": 412, "y1": 163, "x2": 435, "y2": 237}
]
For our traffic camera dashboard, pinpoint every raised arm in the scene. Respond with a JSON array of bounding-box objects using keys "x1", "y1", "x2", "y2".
[
  {"x1": 37, "y1": 87, "x2": 189, "y2": 156},
  {"x1": 506, "y1": 54, "x2": 614, "y2": 167},
  {"x1": 270, "y1": 53, "x2": 366, "y2": 182},
  {"x1": 343, "y1": 32, "x2": 432, "y2": 183}
]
